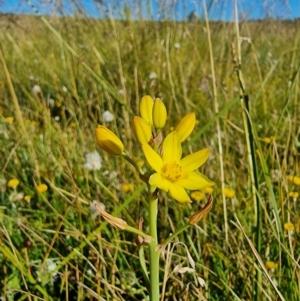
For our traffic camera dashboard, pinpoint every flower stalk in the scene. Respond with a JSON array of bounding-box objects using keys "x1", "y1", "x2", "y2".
[{"x1": 148, "y1": 197, "x2": 160, "y2": 301}]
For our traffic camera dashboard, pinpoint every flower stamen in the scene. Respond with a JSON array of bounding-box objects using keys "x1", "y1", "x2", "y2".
[{"x1": 162, "y1": 162, "x2": 188, "y2": 182}]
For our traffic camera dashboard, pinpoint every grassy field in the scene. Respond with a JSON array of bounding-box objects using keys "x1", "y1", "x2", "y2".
[{"x1": 0, "y1": 11, "x2": 299, "y2": 301}]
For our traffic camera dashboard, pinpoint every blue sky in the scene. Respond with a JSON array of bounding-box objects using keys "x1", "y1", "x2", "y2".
[{"x1": 0, "y1": 0, "x2": 299, "y2": 21}]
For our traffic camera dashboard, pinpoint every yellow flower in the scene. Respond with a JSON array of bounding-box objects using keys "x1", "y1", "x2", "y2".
[
  {"x1": 288, "y1": 191, "x2": 299, "y2": 198},
  {"x1": 95, "y1": 125, "x2": 124, "y2": 155},
  {"x1": 24, "y1": 195, "x2": 31, "y2": 202},
  {"x1": 174, "y1": 113, "x2": 196, "y2": 143},
  {"x1": 265, "y1": 261, "x2": 278, "y2": 269},
  {"x1": 121, "y1": 183, "x2": 134, "y2": 193},
  {"x1": 223, "y1": 188, "x2": 235, "y2": 198},
  {"x1": 287, "y1": 175, "x2": 295, "y2": 182},
  {"x1": 284, "y1": 222, "x2": 295, "y2": 231},
  {"x1": 204, "y1": 186, "x2": 214, "y2": 194},
  {"x1": 5, "y1": 116, "x2": 14, "y2": 123},
  {"x1": 132, "y1": 116, "x2": 152, "y2": 144},
  {"x1": 36, "y1": 184, "x2": 48, "y2": 193},
  {"x1": 152, "y1": 98, "x2": 167, "y2": 129},
  {"x1": 7, "y1": 178, "x2": 19, "y2": 188},
  {"x1": 263, "y1": 137, "x2": 271, "y2": 144},
  {"x1": 293, "y1": 176, "x2": 300, "y2": 186},
  {"x1": 140, "y1": 95, "x2": 154, "y2": 125},
  {"x1": 190, "y1": 191, "x2": 205, "y2": 202},
  {"x1": 142, "y1": 131, "x2": 214, "y2": 203}
]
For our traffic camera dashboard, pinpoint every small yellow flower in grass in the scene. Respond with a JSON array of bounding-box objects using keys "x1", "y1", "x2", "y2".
[
  {"x1": 174, "y1": 113, "x2": 196, "y2": 143},
  {"x1": 265, "y1": 261, "x2": 278, "y2": 270},
  {"x1": 284, "y1": 222, "x2": 295, "y2": 231},
  {"x1": 204, "y1": 186, "x2": 214, "y2": 194},
  {"x1": 140, "y1": 95, "x2": 154, "y2": 125},
  {"x1": 7, "y1": 178, "x2": 19, "y2": 188},
  {"x1": 132, "y1": 116, "x2": 152, "y2": 144},
  {"x1": 152, "y1": 98, "x2": 167, "y2": 129},
  {"x1": 263, "y1": 137, "x2": 271, "y2": 144},
  {"x1": 36, "y1": 184, "x2": 48, "y2": 193},
  {"x1": 288, "y1": 191, "x2": 299, "y2": 198},
  {"x1": 142, "y1": 131, "x2": 214, "y2": 203},
  {"x1": 190, "y1": 191, "x2": 205, "y2": 202},
  {"x1": 95, "y1": 125, "x2": 124, "y2": 155},
  {"x1": 5, "y1": 117, "x2": 14, "y2": 123},
  {"x1": 24, "y1": 195, "x2": 31, "y2": 202},
  {"x1": 287, "y1": 175, "x2": 295, "y2": 183},
  {"x1": 121, "y1": 183, "x2": 134, "y2": 193},
  {"x1": 293, "y1": 176, "x2": 300, "y2": 186},
  {"x1": 223, "y1": 188, "x2": 235, "y2": 198}
]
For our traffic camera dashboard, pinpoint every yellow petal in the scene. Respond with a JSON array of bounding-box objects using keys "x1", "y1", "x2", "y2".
[
  {"x1": 140, "y1": 95, "x2": 154, "y2": 125},
  {"x1": 95, "y1": 125, "x2": 124, "y2": 155},
  {"x1": 132, "y1": 116, "x2": 152, "y2": 144},
  {"x1": 180, "y1": 148, "x2": 210, "y2": 171},
  {"x1": 142, "y1": 143, "x2": 163, "y2": 172},
  {"x1": 152, "y1": 98, "x2": 167, "y2": 129},
  {"x1": 149, "y1": 173, "x2": 170, "y2": 191},
  {"x1": 162, "y1": 131, "x2": 182, "y2": 164},
  {"x1": 174, "y1": 113, "x2": 196, "y2": 143},
  {"x1": 168, "y1": 183, "x2": 191, "y2": 203},
  {"x1": 176, "y1": 171, "x2": 214, "y2": 190}
]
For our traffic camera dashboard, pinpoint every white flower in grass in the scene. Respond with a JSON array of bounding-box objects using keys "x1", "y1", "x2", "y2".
[
  {"x1": 102, "y1": 110, "x2": 114, "y2": 122},
  {"x1": 109, "y1": 170, "x2": 118, "y2": 181},
  {"x1": 149, "y1": 71, "x2": 158, "y2": 80},
  {"x1": 32, "y1": 85, "x2": 42, "y2": 95},
  {"x1": 83, "y1": 151, "x2": 102, "y2": 171},
  {"x1": 47, "y1": 98, "x2": 55, "y2": 108},
  {"x1": 174, "y1": 42, "x2": 180, "y2": 49},
  {"x1": 37, "y1": 258, "x2": 59, "y2": 283}
]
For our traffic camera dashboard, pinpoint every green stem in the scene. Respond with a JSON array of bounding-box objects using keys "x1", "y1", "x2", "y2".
[
  {"x1": 149, "y1": 197, "x2": 159, "y2": 301},
  {"x1": 125, "y1": 225, "x2": 150, "y2": 239},
  {"x1": 122, "y1": 153, "x2": 145, "y2": 175},
  {"x1": 161, "y1": 224, "x2": 190, "y2": 247}
]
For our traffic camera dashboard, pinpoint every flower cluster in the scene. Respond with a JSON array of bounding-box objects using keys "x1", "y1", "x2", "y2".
[{"x1": 95, "y1": 95, "x2": 214, "y2": 203}]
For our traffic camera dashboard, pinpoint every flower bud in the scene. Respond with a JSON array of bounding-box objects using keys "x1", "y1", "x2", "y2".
[
  {"x1": 152, "y1": 98, "x2": 167, "y2": 129},
  {"x1": 132, "y1": 116, "x2": 152, "y2": 144},
  {"x1": 140, "y1": 95, "x2": 154, "y2": 125},
  {"x1": 95, "y1": 125, "x2": 124, "y2": 155},
  {"x1": 174, "y1": 113, "x2": 196, "y2": 143}
]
